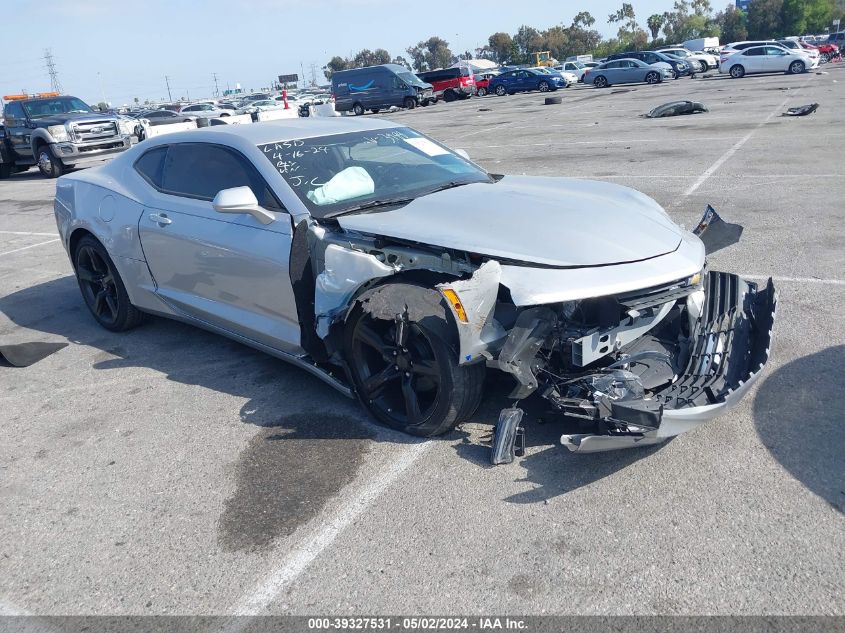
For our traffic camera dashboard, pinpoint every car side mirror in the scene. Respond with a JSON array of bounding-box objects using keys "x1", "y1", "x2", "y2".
[
  {"x1": 212, "y1": 186, "x2": 276, "y2": 225},
  {"x1": 454, "y1": 149, "x2": 470, "y2": 160}
]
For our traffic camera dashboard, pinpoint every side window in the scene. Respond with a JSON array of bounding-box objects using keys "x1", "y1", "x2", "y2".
[
  {"x1": 392, "y1": 76, "x2": 405, "y2": 90},
  {"x1": 160, "y1": 143, "x2": 283, "y2": 210},
  {"x1": 134, "y1": 146, "x2": 168, "y2": 188},
  {"x1": 5, "y1": 102, "x2": 23, "y2": 123},
  {"x1": 766, "y1": 47, "x2": 786, "y2": 56},
  {"x1": 744, "y1": 48, "x2": 764, "y2": 56}
]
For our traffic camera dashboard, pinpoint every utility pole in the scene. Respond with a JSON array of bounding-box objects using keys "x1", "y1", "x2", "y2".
[
  {"x1": 165, "y1": 75, "x2": 172, "y2": 101},
  {"x1": 213, "y1": 72, "x2": 219, "y2": 97},
  {"x1": 44, "y1": 48, "x2": 62, "y2": 94},
  {"x1": 310, "y1": 63, "x2": 318, "y2": 87}
]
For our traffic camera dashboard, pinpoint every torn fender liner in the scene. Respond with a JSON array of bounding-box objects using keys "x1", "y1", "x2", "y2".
[
  {"x1": 314, "y1": 244, "x2": 394, "y2": 338},
  {"x1": 646, "y1": 100, "x2": 708, "y2": 118},
  {"x1": 0, "y1": 342, "x2": 68, "y2": 367},
  {"x1": 561, "y1": 272, "x2": 777, "y2": 452},
  {"x1": 491, "y1": 408, "x2": 525, "y2": 465},
  {"x1": 693, "y1": 205, "x2": 743, "y2": 254},
  {"x1": 290, "y1": 219, "x2": 326, "y2": 360},
  {"x1": 437, "y1": 260, "x2": 505, "y2": 364},
  {"x1": 497, "y1": 307, "x2": 556, "y2": 399}
]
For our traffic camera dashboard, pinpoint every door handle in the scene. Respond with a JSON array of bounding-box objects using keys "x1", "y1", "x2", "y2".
[{"x1": 149, "y1": 213, "x2": 172, "y2": 225}]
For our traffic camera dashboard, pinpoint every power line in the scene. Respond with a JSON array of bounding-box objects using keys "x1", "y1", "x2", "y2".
[{"x1": 44, "y1": 48, "x2": 62, "y2": 94}]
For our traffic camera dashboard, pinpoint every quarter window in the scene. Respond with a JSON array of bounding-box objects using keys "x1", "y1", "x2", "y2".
[{"x1": 134, "y1": 146, "x2": 167, "y2": 188}]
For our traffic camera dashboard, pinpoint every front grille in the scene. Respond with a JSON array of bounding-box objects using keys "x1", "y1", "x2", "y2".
[
  {"x1": 616, "y1": 277, "x2": 696, "y2": 311},
  {"x1": 71, "y1": 120, "x2": 119, "y2": 142},
  {"x1": 78, "y1": 141, "x2": 124, "y2": 153}
]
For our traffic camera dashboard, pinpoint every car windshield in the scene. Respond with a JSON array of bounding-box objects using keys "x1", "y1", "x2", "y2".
[
  {"x1": 669, "y1": 49, "x2": 690, "y2": 57},
  {"x1": 22, "y1": 97, "x2": 93, "y2": 118},
  {"x1": 259, "y1": 127, "x2": 492, "y2": 218},
  {"x1": 398, "y1": 71, "x2": 426, "y2": 87}
]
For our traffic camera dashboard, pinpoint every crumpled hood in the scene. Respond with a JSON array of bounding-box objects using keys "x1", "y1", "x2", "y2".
[{"x1": 337, "y1": 175, "x2": 684, "y2": 267}]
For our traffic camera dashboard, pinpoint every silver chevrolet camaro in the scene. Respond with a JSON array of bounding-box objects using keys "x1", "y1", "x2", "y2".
[{"x1": 53, "y1": 118, "x2": 776, "y2": 462}]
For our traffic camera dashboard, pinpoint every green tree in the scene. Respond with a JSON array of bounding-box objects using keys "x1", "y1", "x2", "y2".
[
  {"x1": 747, "y1": 0, "x2": 785, "y2": 38},
  {"x1": 322, "y1": 55, "x2": 349, "y2": 80},
  {"x1": 565, "y1": 12, "x2": 603, "y2": 55},
  {"x1": 392, "y1": 55, "x2": 411, "y2": 69},
  {"x1": 406, "y1": 36, "x2": 453, "y2": 71},
  {"x1": 647, "y1": 14, "x2": 665, "y2": 39},
  {"x1": 513, "y1": 25, "x2": 540, "y2": 62},
  {"x1": 803, "y1": 0, "x2": 835, "y2": 32},
  {"x1": 608, "y1": 3, "x2": 649, "y2": 48},
  {"x1": 716, "y1": 6, "x2": 748, "y2": 42},
  {"x1": 487, "y1": 32, "x2": 513, "y2": 63}
]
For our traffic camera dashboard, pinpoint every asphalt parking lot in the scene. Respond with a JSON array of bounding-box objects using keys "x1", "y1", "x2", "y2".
[{"x1": 1, "y1": 68, "x2": 843, "y2": 617}]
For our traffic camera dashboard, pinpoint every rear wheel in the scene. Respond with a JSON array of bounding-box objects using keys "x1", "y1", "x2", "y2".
[
  {"x1": 729, "y1": 64, "x2": 745, "y2": 78},
  {"x1": 73, "y1": 236, "x2": 144, "y2": 332},
  {"x1": 696, "y1": 60, "x2": 707, "y2": 73},
  {"x1": 593, "y1": 75, "x2": 608, "y2": 88},
  {"x1": 788, "y1": 60, "x2": 805, "y2": 74},
  {"x1": 345, "y1": 284, "x2": 485, "y2": 437},
  {"x1": 820, "y1": 52, "x2": 830, "y2": 63},
  {"x1": 36, "y1": 145, "x2": 64, "y2": 178},
  {"x1": 495, "y1": 85, "x2": 507, "y2": 96},
  {"x1": 352, "y1": 102, "x2": 365, "y2": 116},
  {"x1": 645, "y1": 71, "x2": 660, "y2": 84},
  {"x1": 443, "y1": 90, "x2": 457, "y2": 102}
]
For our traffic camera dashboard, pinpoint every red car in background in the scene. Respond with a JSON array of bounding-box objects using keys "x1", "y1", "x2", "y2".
[
  {"x1": 473, "y1": 72, "x2": 498, "y2": 96},
  {"x1": 417, "y1": 67, "x2": 476, "y2": 102}
]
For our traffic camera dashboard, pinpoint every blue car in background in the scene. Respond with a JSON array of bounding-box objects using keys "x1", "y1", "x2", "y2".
[
  {"x1": 584, "y1": 58, "x2": 672, "y2": 88},
  {"x1": 488, "y1": 68, "x2": 566, "y2": 96}
]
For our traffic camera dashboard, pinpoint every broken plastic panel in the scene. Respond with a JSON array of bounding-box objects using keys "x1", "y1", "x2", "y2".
[
  {"x1": 646, "y1": 100, "x2": 708, "y2": 118},
  {"x1": 693, "y1": 205, "x2": 744, "y2": 253},
  {"x1": 491, "y1": 408, "x2": 525, "y2": 465},
  {"x1": 0, "y1": 342, "x2": 68, "y2": 367}
]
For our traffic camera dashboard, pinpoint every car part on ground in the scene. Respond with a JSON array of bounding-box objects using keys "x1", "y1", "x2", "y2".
[
  {"x1": 646, "y1": 100, "x2": 709, "y2": 118},
  {"x1": 52, "y1": 119, "x2": 777, "y2": 458},
  {"x1": 784, "y1": 103, "x2": 819, "y2": 116},
  {"x1": 0, "y1": 341, "x2": 68, "y2": 367}
]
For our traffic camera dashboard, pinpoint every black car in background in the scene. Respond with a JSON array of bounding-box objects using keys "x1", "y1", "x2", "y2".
[{"x1": 605, "y1": 50, "x2": 692, "y2": 78}]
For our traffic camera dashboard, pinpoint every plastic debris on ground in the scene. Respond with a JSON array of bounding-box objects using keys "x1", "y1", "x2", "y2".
[
  {"x1": 783, "y1": 103, "x2": 819, "y2": 117},
  {"x1": 645, "y1": 100, "x2": 708, "y2": 118},
  {"x1": 0, "y1": 342, "x2": 68, "y2": 367}
]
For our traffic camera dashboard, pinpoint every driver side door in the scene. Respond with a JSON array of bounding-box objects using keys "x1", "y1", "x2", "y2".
[{"x1": 136, "y1": 142, "x2": 302, "y2": 353}]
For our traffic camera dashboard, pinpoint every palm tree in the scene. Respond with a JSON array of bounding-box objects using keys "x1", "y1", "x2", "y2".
[{"x1": 647, "y1": 14, "x2": 665, "y2": 41}]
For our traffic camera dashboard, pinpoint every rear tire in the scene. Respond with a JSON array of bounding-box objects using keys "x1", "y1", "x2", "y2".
[
  {"x1": 788, "y1": 60, "x2": 805, "y2": 74},
  {"x1": 344, "y1": 284, "x2": 485, "y2": 437},
  {"x1": 593, "y1": 75, "x2": 608, "y2": 88},
  {"x1": 443, "y1": 90, "x2": 457, "y2": 102},
  {"x1": 352, "y1": 102, "x2": 365, "y2": 116},
  {"x1": 73, "y1": 235, "x2": 144, "y2": 332},
  {"x1": 729, "y1": 64, "x2": 745, "y2": 78}
]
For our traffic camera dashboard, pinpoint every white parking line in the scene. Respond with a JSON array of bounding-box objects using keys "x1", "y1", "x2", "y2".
[
  {"x1": 232, "y1": 441, "x2": 434, "y2": 616},
  {"x1": 0, "y1": 239, "x2": 60, "y2": 257},
  {"x1": 0, "y1": 230, "x2": 60, "y2": 237},
  {"x1": 682, "y1": 81, "x2": 810, "y2": 196}
]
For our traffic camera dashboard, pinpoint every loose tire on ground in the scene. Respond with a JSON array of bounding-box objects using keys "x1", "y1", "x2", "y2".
[
  {"x1": 73, "y1": 235, "x2": 145, "y2": 332},
  {"x1": 344, "y1": 283, "x2": 485, "y2": 437},
  {"x1": 544, "y1": 96, "x2": 562, "y2": 105}
]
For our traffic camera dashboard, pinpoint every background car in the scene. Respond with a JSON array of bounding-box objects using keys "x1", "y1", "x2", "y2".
[
  {"x1": 554, "y1": 60, "x2": 589, "y2": 81},
  {"x1": 488, "y1": 68, "x2": 565, "y2": 95},
  {"x1": 132, "y1": 109, "x2": 197, "y2": 125},
  {"x1": 605, "y1": 50, "x2": 691, "y2": 78},
  {"x1": 473, "y1": 72, "x2": 498, "y2": 96},
  {"x1": 241, "y1": 99, "x2": 286, "y2": 114},
  {"x1": 720, "y1": 44, "x2": 815, "y2": 78},
  {"x1": 585, "y1": 58, "x2": 670, "y2": 87},
  {"x1": 180, "y1": 103, "x2": 236, "y2": 118},
  {"x1": 416, "y1": 67, "x2": 476, "y2": 102},
  {"x1": 657, "y1": 46, "x2": 718, "y2": 72},
  {"x1": 776, "y1": 39, "x2": 820, "y2": 63}
]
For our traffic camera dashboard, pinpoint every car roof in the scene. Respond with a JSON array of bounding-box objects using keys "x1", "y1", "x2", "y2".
[{"x1": 145, "y1": 117, "x2": 402, "y2": 146}]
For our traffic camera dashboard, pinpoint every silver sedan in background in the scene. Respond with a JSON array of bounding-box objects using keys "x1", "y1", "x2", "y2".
[{"x1": 585, "y1": 58, "x2": 673, "y2": 88}]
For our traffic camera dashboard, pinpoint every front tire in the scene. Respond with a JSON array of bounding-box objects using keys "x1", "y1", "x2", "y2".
[
  {"x1": 344, "y1": 284, "x2": 485, "y2": 437},
  {"x1": 37, "y1": 145, "x2": 64, "y2": 178},
  {"x1": 495, "y1": 85, "x2": 507, "y2": 96},
  {"x1": 403, "y1": 97, "x2": 416, "y2": 110},
  {"x1": 645, "y1": 71, "x2": 660, "y2": 84},
  {"x1": 73, "y1": 236, "x2": 144, "y2": 332},
  {"x1": 538, "y1": 81, "x2": 550, "y2": 92},
  {"x1": 788, "y1": 60, "x2": 805, "y2": 74},
  {"x1": 729, "y1": 64, "x2": 745, "y2": 78}
]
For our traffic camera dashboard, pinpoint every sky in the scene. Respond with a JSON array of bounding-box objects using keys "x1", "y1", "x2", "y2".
[{"x1": 4, "y1": 0, "x2": 726, "y2": 106}]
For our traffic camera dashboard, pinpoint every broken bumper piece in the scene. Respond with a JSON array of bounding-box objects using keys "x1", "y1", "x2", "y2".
[{"x1": 561, "y1": 272, "x2": 777, "y2": 453}]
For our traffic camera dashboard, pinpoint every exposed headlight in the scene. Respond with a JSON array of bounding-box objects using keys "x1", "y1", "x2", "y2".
[
  {"x1": 118, "y1": 120, "x2": 133, "y2": 135},
  {"x1": 47, "y1": 125, "x2": 69, "y2": 142},
  {"x1": 688, "y1": 270, "x2": 704, "y2": 287}
]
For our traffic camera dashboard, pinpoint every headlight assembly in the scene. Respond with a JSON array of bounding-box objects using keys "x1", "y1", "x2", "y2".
[{"x1": 47, "y1": 125, "x2": 70, "y2": 142}]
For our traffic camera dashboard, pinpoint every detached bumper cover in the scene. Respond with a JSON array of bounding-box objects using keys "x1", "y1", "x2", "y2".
[{"x1": 562, "y1": 272, "x2": 777, "y2": 452}]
